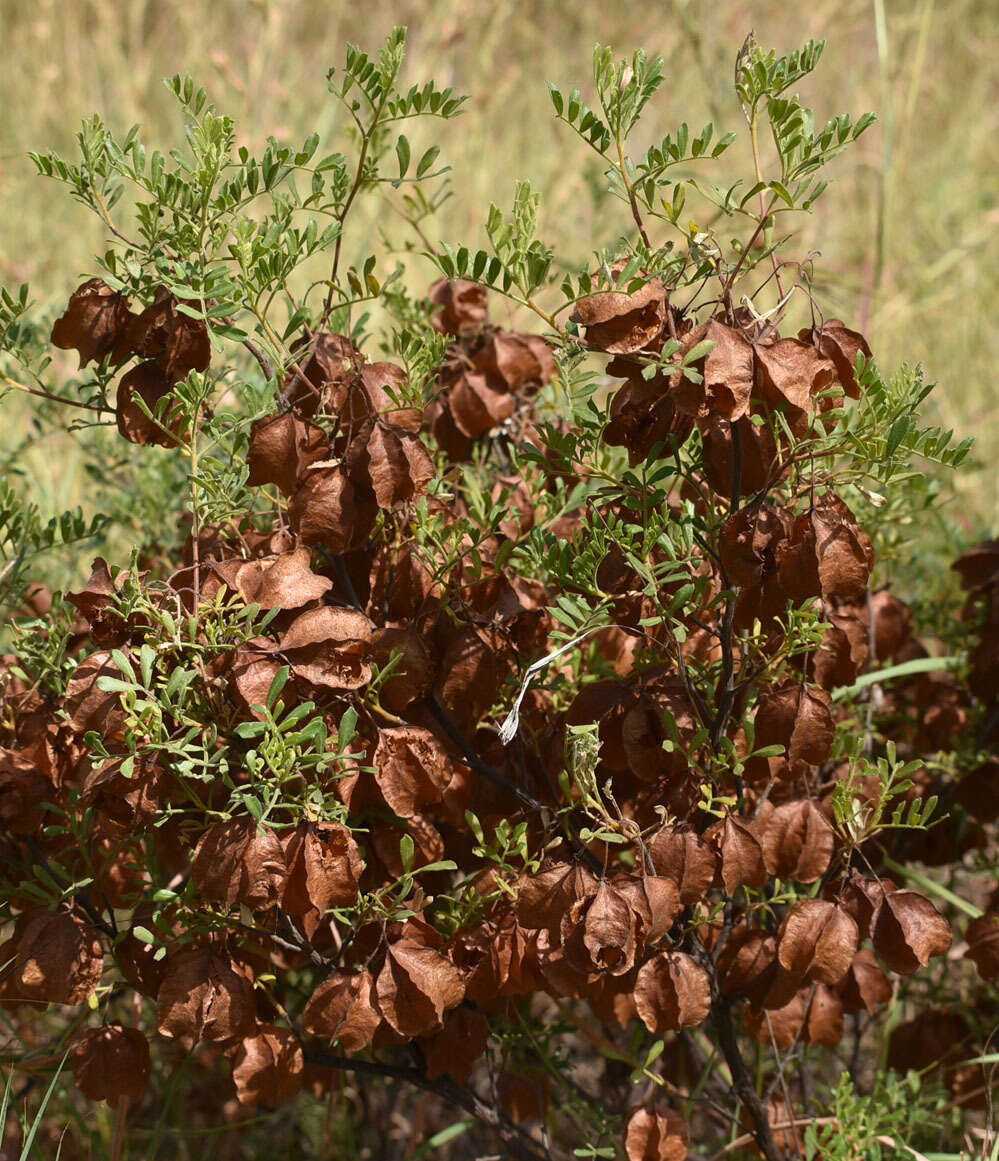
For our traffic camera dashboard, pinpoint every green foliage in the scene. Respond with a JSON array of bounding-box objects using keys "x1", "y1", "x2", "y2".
[
  {"x1": 0, "y1": 479, "x2": 110, "y2": 611},
  {"x1": 0, "y1": 23, "x2": 990, "y2": 1161},
  {"x1": 804, "y1": 1069, "x2": 954, "y2": 1160}
]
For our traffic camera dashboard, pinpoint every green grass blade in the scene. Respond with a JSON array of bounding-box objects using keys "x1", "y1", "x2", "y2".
[
  {"x1": 19, "y1": 1052, "x2": 69, "y2": 1161},
  {"x1": 832, "y1": 656, "x2": 962, "y2": 702},
  {"x1": 879, "y1": 854, "x2": 983, "y2": 918},
  {"x1": 406, "y1": 1119, "x2": 474, "y2": 1158}
]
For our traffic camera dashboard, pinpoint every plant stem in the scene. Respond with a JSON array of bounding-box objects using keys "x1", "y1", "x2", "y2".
[
  {"x1": 110, "y1": 1096, "x2": 129, "y2": 1161},
  {"x1": 709, "y1": 996, "x2": 786, "y2": 1161},
  {"x1": 617, "y1": 139, "x2": 652, "y2": 250},
  {"x1": 92, "y1": 186, "x2": 140, "y2": 250},
  {"x1": 319, "y1": 83, "x2": 394, "y2": 333},
  {"x1": 709, "y1": 422, "x2": 742, "y2": 750},
  {"x1": 722, "y1": 195, "x2": 779, "y2": 312},
  {"x1": 749, "y1": 106, "x2": 785, "y2": 298},
  {"x1": 188, "y1": 406, "x2": 202, "y2": 625},
  {"x1": 422, "y1": 693, "x2": 548, "y2": 815},
  {"x1": 304, "y1": 1050, "x2": 556, "y2": 1161},
  {"x1": 3, "y1": 373, "x2": 106, "y2": 413}
]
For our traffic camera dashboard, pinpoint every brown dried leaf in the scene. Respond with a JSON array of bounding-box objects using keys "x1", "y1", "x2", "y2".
[
  {"x1": 364, "y1": 543, "x2": 440, "y2": 624},
  {"x1": 743, "y1": 992, "x2": 805, "y2": 1050},
  {"x1": 864, "y1": 588, "x2": 914, "y2": 662},
  {"x1": 303, "y1": 970, "x2": 380, "y2": 1052},
  {"x1": 570, "y1": 264, "x2": 667, "y2": 354},
  {"x1": 447, "y1": 371, "x2": 517, "y2": 438},
  {"x1": 80, "y1": 755, "x2": 165, "y2": 837},
  {"x1": 499, "y1": 1070, "x2": 550, "y2": 1122},
  {"x1": 872, "y1": 889, "x2": 952, "y2": 975},
  {"x1": 811, "y1": 493, "x2": 875, "y2": 603},
  {"x1": 116, "y1": 361, "x2": 184, "y2": 447},
  {"x1": 361, "y1": 422, "x2": 435, "y2": 508},
  {"x1": 620, "y1": 676, "x2": 697, "y2": 782},
  {"x1": 375, "y1": 938, "x2": 465, "y2": 1039},
  {"x1": 777, "y1": 899, "x2": 858, "y2": 984},
  {"x1": 421, "y1": 1006, "x2": 490, "y2": 1083},
  {"x1": 614, "y1": 875, "x2": 681, "y2": 947},
  {"x1": 429, "y1": 278, "x2": 489, "y2": 334},
  {"x1": 246, "y1": 412, "x2": 329, "y2": 497},
  {"x1": 952, "y1": 539, "x2": 999, "y2": 594},
  {"x1": 811, "y1": 611, "x2": 869, "y2": 690},
  {"x1": 114, "y1": 905, "x2": 169, "y2": 998},
  {"x1": 804, "y1": 983, "x2": 844, "y2": 1047},
  {"x1": 51, "y1": 278, "x2": 133, "y2": 368},
  {"x1": 125, "y1": 287, "x2": 210, "y2": 380},
  {"x1": 192, "y1": 819, "x2": 286, "y2": 910},
  {"x1": 231, "y1": 1024, "x2": 304, "y2": 1106},
  {"x1": 578, "y1": 883, "x2": 639, "y2": 976},
  {"x1": 774, "y1": 514, "x2": 822, "y2": 604},
  {"x1": 472, "y1": 330, "x2": 554, "y2": 395},
  {"x1": 278, "y1": 606, "x2": 372, "y2": 691},
  {"x1": 762, "y1": 800, "x2": 835, "y2": 883},
  {"x1": 71, "y1": 1025, "x2": 150, "y2": 1107},
  {"x1": 700, "y1": 413, "x2": 781, "y2": 499},
  {"x1": 368, "y1": 626, "x2": 434, "y2": 712},
  {"x1": 647, "y1": 830, "x2": 717, "y2": 905},
  {"x1": 288, "y1": 466, "x2": 378, "y2": 556},
  {"x1": 670, "y1": 319, "x2": 754, "y2": 421},
  {"x1": 716, "y1": 925, "x2": 777, "y2": 1003},
  {"x1": 226, "y1": 647, "x2": 289, "y2": 720},
  {"x1": 753, "y1": 338, "x2": 835, "y2": 414},
  {"x1": 281, "y1": 821, "x2": 363, "y2": 915},
  {"x1": 0, "y1": 909, "x2": 103, "y2": 1007},
  {"x1": 718, "y1": 505, "x2": 791, "y2": 588},
  {"x1": 371, "y1": 815, "x2": 446, "y2": 879},
  {"x1": 706, "y1": 816, "x2": 767, "y2": 893},
  {"x1": 425, "y1": 396, "x2": 475, "y2": 460},
  {"x1": 372, "y1": 726, "x2": 452, "y2": 818},
  {"x1": 348, "y1": 362, "x2": 423, "y2": 432},
  {"x1": 517, "y1": 863, "x2": 598, "y2": 934},
  {"x1": 966, "y1": 913, "x2": 999, "y2": 980},
  {"x1": 829, "y1": 876, "x2": 898, "y2": 943},
  {"x1": 451, "y1": 915, "x2": 541, "y2": 1005},
  {"x1": 603, "y1": 374, "x2": 694, "y2": 465},
  {"x1": 799, "y1": 319, "x2": 871, "y2": 399},
  {"x1": 156, "y1": 948, "x2": 254, "y2": 1043},
  {"x1": 435, "y1": 625, "x2": 513, "y2": 733},
  {"x1": 838, "y1": 949, "x2": 893, "y2": 1013},
  {"x1": 212, "y1": 548, "x2": 333, "y2": 610},
  {"x1": 754, "y1": 683, "x2": 835, "y2": 777},
  {"x1": 65, "y1": 557, "x2": 137, "y2": 646},
  {"x1": 586, "y1": 967, "x2": 639, "y2": 1026},
  {"x1": 282, "y1": 332, "x2": 362, "y2": 416},
  {"x1": 634, "y1": 951, "x2": 711, "y2": 1033},
  {"x1": 0, "y1": 747, "x2": 53, "y2": 835},
  {"x1": 624, "y1": 1105, "x2": 689, "y2": 1161}
]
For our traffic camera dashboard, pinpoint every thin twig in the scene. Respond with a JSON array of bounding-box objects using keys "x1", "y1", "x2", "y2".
[
  {"x1": 304, "y1": 1050, "x2": 556, "y2": 1161},
  {"x1": 3, "y1": 373, "x2": 107, "y2": 414},
  {"x1": 617, "y1": 139, "x2": 652, "y2": 250},
  {"x1": 242, "y1": 339, "x2": 274, "y2": 382},
  {"x1": 706, "y1": 1117, "x2": 835, "y2": 1161},
  {"x1": 422, "y1": 692, "x2": 548, "y2": 815},
  {"x1": 708, "y1": 996, "x2": 787, "y2": 1161},
  {"x1": 110, "y1": 1096, "x2": 130, "y2": 1161}
]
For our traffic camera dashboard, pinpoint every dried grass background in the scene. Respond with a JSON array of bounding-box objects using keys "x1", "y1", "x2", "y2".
[{"x1": 0, "y1": 0, "x2": 996, "y2": 531}]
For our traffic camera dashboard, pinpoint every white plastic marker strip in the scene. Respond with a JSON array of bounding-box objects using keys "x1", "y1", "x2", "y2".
[{"x1": 498, "y1": 628, "x2": 606, "y2": 746}]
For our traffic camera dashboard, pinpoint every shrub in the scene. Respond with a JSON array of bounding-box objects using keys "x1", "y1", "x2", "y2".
[{"x1": 0, "y1": 28, "x2": 994, "y2": 1161}]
